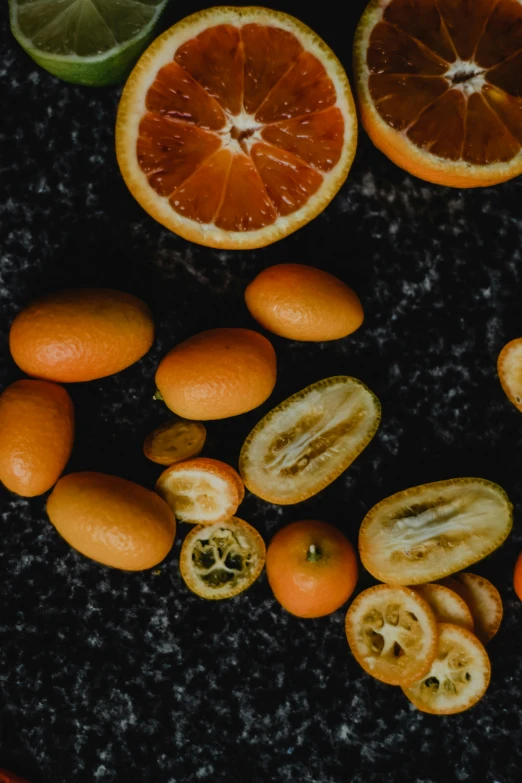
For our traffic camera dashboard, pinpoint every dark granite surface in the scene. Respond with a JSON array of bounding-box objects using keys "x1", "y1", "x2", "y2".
[{"x1": 1, "y1": 1, "x2": 522, "y2": 781}]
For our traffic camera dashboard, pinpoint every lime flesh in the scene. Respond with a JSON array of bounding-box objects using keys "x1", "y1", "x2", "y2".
[{"x1": 9, "y1": 0, "x2": 169, "y2": 86}]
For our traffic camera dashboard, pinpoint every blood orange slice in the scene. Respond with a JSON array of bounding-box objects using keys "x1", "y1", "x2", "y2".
[
  {"x1": 116, "y1": 7, "x2": 357, "y2": 248},
  {"x1": 354, "y1": 0, "x2": 522, "y2": 187}
]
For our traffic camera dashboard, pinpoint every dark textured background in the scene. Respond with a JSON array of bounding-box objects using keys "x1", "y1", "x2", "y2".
[{"x1": 2, "y1": 1, "x2": 522, "y2": 781}]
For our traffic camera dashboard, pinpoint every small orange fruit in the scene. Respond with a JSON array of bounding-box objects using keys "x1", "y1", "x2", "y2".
[
  {"x1": 402, "y1": 624, "x2": 491, "y2": 715},
  {"x1": 245, "y1": 263, "x2": 363, "y2": 341},
  {"x1": 354, "y1": 0, "x2": 522, "y2": 187},
  {"x1": 155, "y1": 328, "x2": 276, "y2": 420},
  {"x1": 0, "y1": 379, "x2": 74, "y2": 497},
  {"x1": 498, "y1": 338, "x2": 522, "y2": 412},
  {"x1": 266, "y1": 520, "x2": 358, "y2": 618},
  {"x1": 345, "y1": 584, "x2": 438, "y2": 686},
  {"x1": 10, "y1": 288, "x2": 154, "y2": 382},
  {"x1": 180, "y1": 517, "x2": 266, "y2": 599},
  {"x1": 116, "y1": 7, "x2": 357, "y2": 249},
  {"x1": 514, "y1": 552, "x2": 522, "y2": 602},
  {"x1": 144, "y1": 418, "x2": 207, "y2": 466},
  {"x1": 156, "y1": 457, "x2": 244, "y2": 525},
  {"x1": 47, "y1": 472, "x2": 176, "y2": 570}
]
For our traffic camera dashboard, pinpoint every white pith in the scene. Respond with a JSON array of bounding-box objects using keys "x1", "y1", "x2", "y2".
[
  {"x1": 116, "y1": 7, "x2": 357, "y2": 248},
  {"x1": 359, "y1": 478, "x2": 512, "y2": 585},
  {"x1": 354, "y1": 0, "x2": 522, "y2": 180},
  {"x1": 240, "y1": 377, "x2": 381, "y2": 504},
  {"x1": 403, "y1": 625, "x2": 490, "y2": 714},
  {"x1": 444, "y1": 60, "x2": 487, "y2": 96}
]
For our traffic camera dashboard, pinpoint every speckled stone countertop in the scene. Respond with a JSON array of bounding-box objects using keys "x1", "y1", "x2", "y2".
[{"x1": 1, "y1": 2, "x2": 522, "y2": 782}]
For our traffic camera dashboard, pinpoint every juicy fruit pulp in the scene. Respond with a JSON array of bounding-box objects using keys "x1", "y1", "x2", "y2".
[
  {"x1": 365, "y1": 0, "x2": 522, "y2": 167},
  {"x1": 124, "y1": 9, "x2": 353, "y2": 243},
  {"x1": 402, "y1": 624, "x2": 491, "y2": 715},
  {"x1": 180, "y1": 518, "x2": 266, "y2": 600},
  {"x1": 156, "y1": 458, "x2": 243, "y2": 525},
  {"x1": 359, "y1": 478, "x2": 512, "y2": 585},
  {"x1": 144, "y1": 418, "x2": 206, "y2": 466},
  {"x1": 345, "y1": 585, "x2": 438, "y2": 686},
  {"x1": 240, "y1": 376, "x2": 381, "y2": 504},
  {"x1": 10, "y1": 0, "x2": 168, "y2": 86}
]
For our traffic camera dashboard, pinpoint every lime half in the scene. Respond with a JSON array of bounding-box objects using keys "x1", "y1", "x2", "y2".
[{"x1": 9, "y1": 0, "x2": 169, "y2": 86}]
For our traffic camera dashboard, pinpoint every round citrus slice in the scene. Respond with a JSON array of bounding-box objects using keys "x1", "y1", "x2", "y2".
[
  {"x1": 359, "y1": 478, "x2": 512, "y2": 585},
  {"x1": 402, "y1": 623, "x2": 491, "y2": 714},
  {"x1": 144, "y1": 418, "x2": 206, "y2": 466},
  {"x1": 179, "y1": 517, "x2": 266, "y2": 600},
  {"x1": 345, "y1": 584, "x2": 438, "y2": 686},
  {"x1": 116, "y1": 7, "x2": 357, "y2": 249},
  {"x1": 498, "y1": 338, "x2": 522, "y2": 412},
  {"x1": 354, "y1": 0, "x2": 522, "y2": 187},
  {"x1": 239, "y1": 376, "x2": 381, "y2": 505},
  {"x1": 9, "y1": 0, "x2": 168, "y2": 86},
  {"x1": 414, "y1": 584, "x2": 474, "y2": 632},
  {"x1": 441, "y1": 573, "x2": 503, "y2": 645},
  {"x1": 156, "y1": 457, "x2": 243, "y2": 525}
]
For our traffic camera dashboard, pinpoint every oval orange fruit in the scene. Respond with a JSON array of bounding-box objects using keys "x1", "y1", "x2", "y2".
[
  {"x1": 155, "y1": 328, "x2": 276, "y2": 420},
  {"x1": 143, "y1": 418, "x2": 207, "y2": 466},
  {"x1": 245, "y1": 263, "x2": 364, "y2": 341},
  {"x1": 116, "y1": 7, "x2": 357, "y2": 249},
  {"x1": 9, "y1": 288, "x2": 154, "y2": 383},
  {"x1": 0, "y1": 379, "x2": 74, "y2": 497},
  {"x1": 47, "y1": 472, "x2": 176, "y2": 570},
  {"x1": 354, "y1": 0, "x2": 522, "y2": 187},
  {"x1": 266, "y1": 520, "x2": 358, "y2": 618}
]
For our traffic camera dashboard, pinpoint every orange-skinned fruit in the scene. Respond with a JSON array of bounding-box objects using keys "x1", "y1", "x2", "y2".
[
  {"x1": 9, "y1": 288, "x2": 154, "y2": 383},
  {"x1": 0, "y1": 379, "x2": 74, "y2": 497},
  {"x1": 0, "y1": 770, "x2": 31, "y2": 783},
  {"x1": 245, "y1": 263, "x2": 364, "y2": 341},
  {"x1": 266, "y1": 520, "x2": 358, "y2": 618},
  {"x1": 155, "y1": 327, "x2": 276, "y2": 420},
  {"x1": 47, "y1": 472, "x2": 176, "y2": 570}
]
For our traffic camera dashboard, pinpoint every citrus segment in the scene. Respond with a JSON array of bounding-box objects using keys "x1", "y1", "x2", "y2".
[
  {"x1": 345, "y1": 585, "x2": 438, "y2": 686},
  {"x1": 144, "y1": 62, "x2": 227, "y2": 130},
  {"x1": 261, "y1": 108, "x2": 345, "y2": 171},
  {"x1": 242, "y1": 23, "x2": 303, "y2": 114},
  {"x1": 358, "y1": 478, "x2": 513, "y2": 585},
  {"x1": 179, "y1": 517, "x2": 266, "y2": 600},
  {"x1": 240, "y1": 376, "x2": 381, "y2": 505},
  {"x1": 174, "y1": 24, "x2": 245, "y2": 115},
  {"x1": 156, "y1": 458, "x2": 243, "y2": 525},
  {"x1": 143, "y1": 418, "x2": 206, "y2": 466},
  {"x1": 250, "y1": 144, "x2": 323, "y2": 216},
  {"x1": 498, "y1": 338, "x2": 522, "y2": 412},
  {"x1": 402, "y1": 624, "x2": 491, "y2": 715},
  {"x1": 355, "y1": 0, "x2": 522, "y2": 186},
  {"x1": 117, "y1": 7, "x2": 357, "y2": 248},
  {"x1": 137, "y1": 115, "x2": 222, "y2": 197}
]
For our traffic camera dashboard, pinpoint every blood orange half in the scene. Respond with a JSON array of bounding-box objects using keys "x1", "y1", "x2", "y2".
[
  {"x1": 354, "y1": 0, "x2": 522, "y2": 187},
  {"x1": 116, "y1": 7, "x2": 357, "y2": 248}
]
